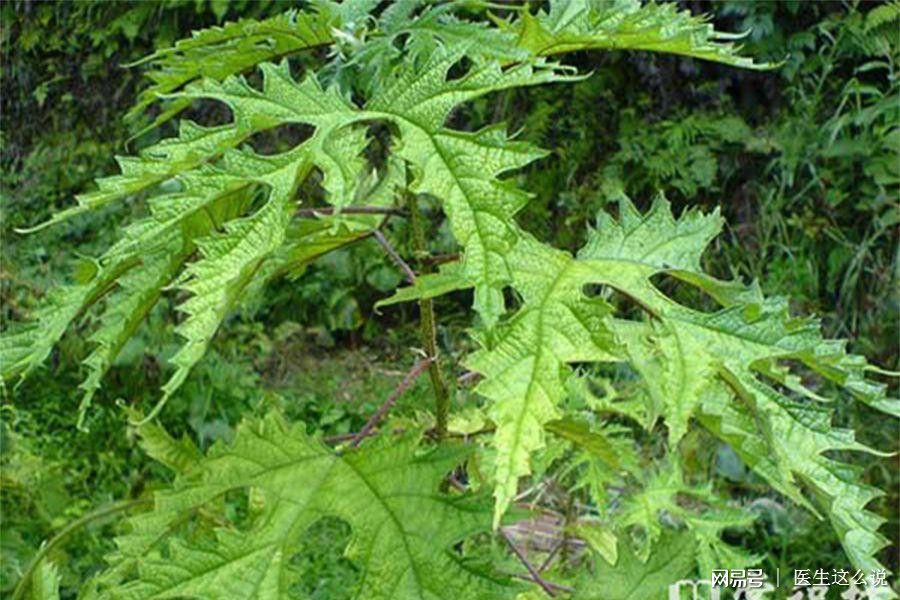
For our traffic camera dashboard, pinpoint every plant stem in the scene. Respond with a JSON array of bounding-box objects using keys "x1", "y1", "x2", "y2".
[
  {"x1": 502, "y1": 531, "x2": 559, "y2": 597},
  {"x1": 407, "y1": 193, "x2": 451, "y2": 440},
  {"x1": 348, "y1": 356, "x2": 435, "y2": 447},
  {"x1": 12, "y1": 498, "x2": 151, "y2": 600},
  {"x1": 374, "y1": 230, "x2": 417, "y2": 285}
]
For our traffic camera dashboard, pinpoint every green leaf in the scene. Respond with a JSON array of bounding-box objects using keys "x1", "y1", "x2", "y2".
[
  {"x1": 342, "y1": 186, "x2": 896, "y2": 573},
  {"x1": 574, "y1": 531, "x2": 697, "y2": 600},
  {"x1": 154, "y1": 174, "x2": 296, "y2": 420},
  {"x1": 9, "y1": 2, "x2": 772, "y2": 421},
  {"x1": 461, "y1": 198, "x2": 722, "y2": 523},
  {"x1": 77, "y1": 234, "x2": 190, "y2": 427},
  {"x1": 376, "y1": 263, "x2": 471, "y2": 309},
  {"x1": 616, "y1": 460, "x2": 756, "y2": 573},
  {"x1": 101, "y1": 412, "x2": 518, "y2": 599},
  {"x1": 17, "y1": 122, "x2": 253, "y2": 233},
  {"x1": 29, "y1": 561, "x2": 61, "y2": 600},
  {"x1": 461, "y1": 195, "x2": 892, "y2": 570},
  {"x1": 579, "y1": 198, "x2": 894, "y2": 573},
  {"x1": 1, "y1": 258, "x2": 135, "y2": 384},
  {"x1": 508, "y1": 0, "x2": 775, "y2": 69},
  {"x1": 332, "y1": 1, "x2": 528, "y2": 95},
  {"x1": 464, "y1": 233, "x2": 619, "y2": 525},
  {"x1": 545, "y1": 418, "x2": 622, "y2": 471},
  {"x1": 367, "y1": 47, "x2": 573, "y2": 326},
  {"x1": 699, "y1": 381, "x2": 891, "y2": 574},
  {"x1": 128, "y1": 412, "x2": 202, "y2": 475},
  {"x1": 578, "y1": 193, "x2": 723, "y2": 273},
  {"x1": 127, "y1": 9, "x2": 335, "y2": 128},
  {"x1": 572, "y1": 523, "x2": 618, "y2": 566}
]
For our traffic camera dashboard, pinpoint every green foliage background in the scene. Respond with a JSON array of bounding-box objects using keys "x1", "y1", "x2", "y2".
[{"x1": 1, "y1": 0, "x2": 897, "y2": 597}]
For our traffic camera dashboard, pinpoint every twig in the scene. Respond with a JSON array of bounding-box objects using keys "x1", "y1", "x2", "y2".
[
  {"x1": 373, "y1": 229, "x2": 417, "y2": 284},
  {"x1": 447, "y1": 474, "x2": 468, "y2": 492},
  {"x1": 325, "y1": 428, "x2": 406, "y2": 444},
  {"x1": 502, "y1": 531, "x2": 558, "y2": 597},
  {"x1": 538, "y1": 540, "x2": 564, "y2": 572},
  {"x1": 324, "y1": 432, "x2": 358, "y2": 443},
  {"x1": 348, "y1": 356, "x2": 436, "y2": 447},
  {"x1": 296, "y1": 206, "x2": 407, "y2": 217},
  {"x1": 504, "y1": 572, "x2": 574, "y2": 594}
]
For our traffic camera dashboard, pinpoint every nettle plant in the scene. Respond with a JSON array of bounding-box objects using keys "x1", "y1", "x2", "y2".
[{"x1": 5, "y1": 1, "x2": 898, "y2": 598}]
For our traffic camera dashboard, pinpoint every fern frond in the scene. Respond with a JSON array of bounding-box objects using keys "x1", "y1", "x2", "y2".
[{"x1": 102, "y1": 412, "x2": 518, "y2": 599}]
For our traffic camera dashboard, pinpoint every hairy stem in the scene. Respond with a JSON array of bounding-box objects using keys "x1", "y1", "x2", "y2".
[
  {"x1": 12, "y1": 498, "x2": 151, "y2": 600},
  {"x1": 407, "y1": 193, "x2": 451, "y2": 440}
]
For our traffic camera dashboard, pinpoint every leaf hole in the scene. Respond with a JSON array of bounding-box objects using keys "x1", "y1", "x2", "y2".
[
  {"x1": 756, "y1": 359, "x2": 829, "y2": 403},
  {"x1": 244, "y1": 123, "x2": 316, "y2": 156},
  {"x1": 446, "y1": 56, "x2": 474, "y2": 82},
  {"x1": 649, "y1": 272, "x2": 720, "y2": 314},
  {"x1": 391, "y1": 32, "x2": 411, "y2": 53},
  {"x1": 180, "y1": 98, "x2": 233, "y2": 128},
  {"x1": 503, "y1": 285, "x2": 523, "y2": 313},
  {"x1": 243, "y1": 69, "x2": 265, "y2": 93},
  {"x1": 362, "y1": 121, "x2": 396, "y2": 172},
  {"x1": 291, "y1": 517, "x2": 358, "y2": 599},
  {"x1": 582, "y1": 284, "x2": 647, "y2": 321}
]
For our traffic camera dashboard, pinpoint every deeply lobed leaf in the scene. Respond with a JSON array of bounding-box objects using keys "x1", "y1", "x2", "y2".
[{"x1": 98, "y1": 413, "x2": 517, "y2": 599}]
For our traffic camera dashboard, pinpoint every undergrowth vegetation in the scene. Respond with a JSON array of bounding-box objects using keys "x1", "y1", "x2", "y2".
[{"x1": 1, "y1": 1, "x2": 897, "y2": 599}]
